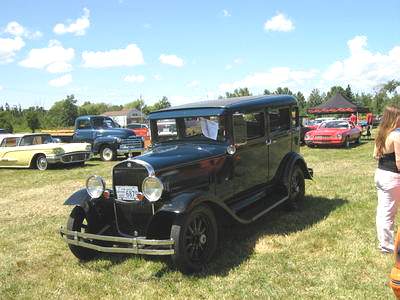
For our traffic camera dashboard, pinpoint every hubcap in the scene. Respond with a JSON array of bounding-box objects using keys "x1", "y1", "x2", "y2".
[
  {"x1": 102, "y1": 148, "x2": 113, "y2": 160},
  {"x1": 37, "y1": 157, "x2": 47, "y2": 170},
  {"x1": 185, "y1": 215, "x2": 209, "y2": 261}
]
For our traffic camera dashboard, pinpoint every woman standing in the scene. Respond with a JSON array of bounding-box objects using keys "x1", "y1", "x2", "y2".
[{"x1": 374, "y1": 106, "x2": 400, "y2": 253}]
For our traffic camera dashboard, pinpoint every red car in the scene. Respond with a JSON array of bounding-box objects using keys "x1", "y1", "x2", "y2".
[{"x1": 304, "y1": 120, "x2": 361, "y2": 148}]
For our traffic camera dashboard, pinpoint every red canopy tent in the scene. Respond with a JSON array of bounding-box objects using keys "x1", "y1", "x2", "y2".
[{"x1": 307, "y1": 93, "x2": 369, "y2": 115}]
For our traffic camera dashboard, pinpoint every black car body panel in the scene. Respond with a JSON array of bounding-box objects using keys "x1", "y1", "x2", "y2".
[{"x1": 60, "y1": 95, "x2": 313, "y2": 270}]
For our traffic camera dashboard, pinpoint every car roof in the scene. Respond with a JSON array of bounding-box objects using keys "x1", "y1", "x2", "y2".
[
  {"x1": 0, "y1": 133, "x2": 51, "y2": 144},
  {"x1": 148, "y1": 95, "x2": 296, "y2": 120}
]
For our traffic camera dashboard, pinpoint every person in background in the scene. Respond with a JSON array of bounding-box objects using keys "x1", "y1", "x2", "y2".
[
  {"x1": 366, "y1": 112, "x2": 374, "y2": 139},
  {"x1": 350, "y1": 113, "x2": 357, "y2": 124},
  {"x1": 374, "y1": 106, "x2": 400, "y2": 253}
]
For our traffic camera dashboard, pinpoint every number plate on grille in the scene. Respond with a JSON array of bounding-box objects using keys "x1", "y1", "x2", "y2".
[{"x1": 115, "y1": 185, "x2": 139, "y2": 201}]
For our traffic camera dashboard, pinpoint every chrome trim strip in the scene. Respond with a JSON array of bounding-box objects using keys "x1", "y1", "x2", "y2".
[{"x1": 59, "y1": 227, "x2": 174, "y2": 256}]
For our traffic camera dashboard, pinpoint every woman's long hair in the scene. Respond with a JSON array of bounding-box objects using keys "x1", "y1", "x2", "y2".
[{"x1": 375, "y1": 106, "x2": 400, "y2": 158}]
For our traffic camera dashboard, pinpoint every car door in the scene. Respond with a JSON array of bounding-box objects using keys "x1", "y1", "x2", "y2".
[
  {"x1": 74, "y1": 118, "x2": 95, "y2": 143},
  {"x1": 232, "y1": 110, "x2": 268, "y2": 195},
  {"x1": 0, "y1": 137, "x2": 20, "y2": 167},
  {"x1": 267, "y1": 107, "x2": 292, "y2": 181}
]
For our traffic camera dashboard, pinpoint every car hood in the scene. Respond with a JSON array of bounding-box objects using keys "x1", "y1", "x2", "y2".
[
  {"x1": 308, "y1": 128, "x2": 348, "y2": 136},
  {"x1": 137, "y1": 142, "x2": 228, "y2": 171}
]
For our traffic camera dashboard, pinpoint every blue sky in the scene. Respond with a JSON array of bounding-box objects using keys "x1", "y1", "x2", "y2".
[{"x1": 0, "y1": 0, "x2": 399, "y2": 108}]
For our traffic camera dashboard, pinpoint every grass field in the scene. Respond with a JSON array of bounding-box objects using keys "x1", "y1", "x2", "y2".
[{"x1": 0, "y1": 140, "x2": 396, "y2": 299}]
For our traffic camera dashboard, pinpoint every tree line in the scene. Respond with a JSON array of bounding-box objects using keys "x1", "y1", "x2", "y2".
[
  {"x1": 1, "y1": 80, "x2": 399, "y2": 133},
  {"x1": 0, "y1": 95, "x2": 171, "y2": 133},
  {"x1": 223, "y1": 80, "x2": 400, "y2": 117}
]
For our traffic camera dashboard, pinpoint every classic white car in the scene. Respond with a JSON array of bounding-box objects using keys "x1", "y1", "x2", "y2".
[{"x1": 0, "y1": 133, "x2": 92, "y2": 170}]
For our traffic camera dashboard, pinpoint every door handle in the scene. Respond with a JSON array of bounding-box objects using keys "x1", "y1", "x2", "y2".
[{"x1": 266, "y1": 139, "x2": 277, "y2": 145}]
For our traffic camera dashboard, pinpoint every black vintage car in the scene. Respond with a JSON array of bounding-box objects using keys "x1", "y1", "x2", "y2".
[{"x1": 60, "y1": 95, "x2": 313, "y2": 272}]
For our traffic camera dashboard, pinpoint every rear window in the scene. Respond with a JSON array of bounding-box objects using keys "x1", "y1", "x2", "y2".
[{"x1": 0, "y1": 137, "x2": 20, "y2": 147}]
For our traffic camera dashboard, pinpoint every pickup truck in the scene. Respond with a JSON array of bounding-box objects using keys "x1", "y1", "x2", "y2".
[{"x1": 72, "y1": 115, "x2": 144, "y2": 161}]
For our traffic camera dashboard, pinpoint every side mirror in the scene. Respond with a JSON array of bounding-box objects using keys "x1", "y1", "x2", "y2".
[{"x1": 232, "y1": 114, "x2": 247, "y2": 145}]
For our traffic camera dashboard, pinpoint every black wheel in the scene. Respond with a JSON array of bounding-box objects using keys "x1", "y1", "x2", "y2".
[
  {"x1": 100, "y1": 145, "x2": 116, "y2": 161},
  {"x1": 355, "y1": 136, "x2": 361, "y2": 144},
  {"x1": 285, "y1": 165, "x2": 305, "y2": 210},
  {"x1": 66, "y1": 206, "x2": 98, "y2": 260},
  {"x1": 344, "y1": 137, "x2": 350, "y2": 148},
  {"x1": 36, "y1": 154, "x2": 48, "y2": 170},
  {"x1": 170, "y1": 205, "x2": 218, "y2": 273}
]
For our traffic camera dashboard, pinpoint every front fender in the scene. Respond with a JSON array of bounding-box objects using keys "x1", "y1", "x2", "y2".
[
  {"x1": 64, "y1": 188, "x2": 92, "y2": 213},
  {"x1": 93, "y1": 136, "x2": 119, "y2": 153}
]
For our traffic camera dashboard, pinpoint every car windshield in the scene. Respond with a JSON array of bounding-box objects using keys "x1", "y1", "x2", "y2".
[
  {"x1": 92, "y1": 117, "x2": 119, "y2": 129},
  {"x1": 153, "y1": 116, "x2": 226, "y2": 142},
  {"x1": 320, "y1": 121, "x2": 349, "y2": 129}
]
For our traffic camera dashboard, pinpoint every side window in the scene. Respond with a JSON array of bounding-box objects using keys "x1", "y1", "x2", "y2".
[
  {"x1": 269, "y1": 108, "x2": 290, "y2": 132},
  {"x1": 2, "y1": 138, "x2": 18, "y2": 147},
  {"x1": 244, "y1": 112, "x2": 265, "y2": 140},
  {"x1": 20, "y1": 136, "x2": 35, "y2": 146},
  {"x1": 291, "y1": 107, "x2": 299, "y2": 127},
  {"x1": 77, "y1": 119, "x2": 91, "y2": 129}
]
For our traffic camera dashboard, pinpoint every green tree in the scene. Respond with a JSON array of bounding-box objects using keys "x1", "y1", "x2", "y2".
[
  {"x1": 143, "y1": 96, "x2": 171, "y2": 114},
  {"x1": 225, "y1": 87, "x2": 252, "y2": 98},
  {"x1": 345, "y1": 84, "x2": 354, "y2": 101},
  {"x1": 296, "y1": 91, "x2": 306, "y2": 113},
  {"x1": 326, "y1": 86, "x2": 346, "y2": 100},
  {"x1": 47, "y1": 95, "x2": 78, "y2": 127},
  {"x1": 26, "y1": 110, "x2": 41, "y2": 132},
  {"x1": 0, "y1": 111, "x2": 13, "y2": 132},
  {"x1": 263, "y1": 89, "x2": 272, "y2": 95},
  {"x1": 308, "y1": 89, "x2": 324, "y2": 108},
  {"x1": 124, "y1": 99, "x2": 145, "y2": 110},
  {"x1": 273, "y1": 87, "x2": 293, "y2": 95}
]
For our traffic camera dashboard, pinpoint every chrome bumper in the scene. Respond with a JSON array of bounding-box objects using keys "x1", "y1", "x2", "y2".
[
  {"x1": 117, "y1": 148, "x2": 144, "y2": 155},
  {"x1": 47, "y1": 152, "x2": 91, "y2": 164},
  {"x1": 59, "y1": 227, "x2": 174, "y2": 255}
]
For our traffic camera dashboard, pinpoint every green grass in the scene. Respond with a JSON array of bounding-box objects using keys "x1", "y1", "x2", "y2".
[{"x1": 0, "y1": 142, "x2": 396, "y2": 299}]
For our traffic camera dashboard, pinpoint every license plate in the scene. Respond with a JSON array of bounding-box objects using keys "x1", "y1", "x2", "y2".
[{"x1": 115, "y1": 185, "x2": 139, "y2": 201}]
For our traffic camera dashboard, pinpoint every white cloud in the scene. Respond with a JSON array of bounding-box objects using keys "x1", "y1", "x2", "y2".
[
  {"x1": 49, "y1": 74, "x2": 72, "y2": 87},
  {"x1": 322, "y1": 35, "x2": 400, "y2": 90},
  {"x1": 159, "y1": 54, "x2": 184, "y2": 67},
  {"x1": 0, "y1": 85, "x2": 3, "y2": 91},
  {"x1": 53, "y1": 8, "x2": 90, "y2": 36},
  {"x1": 0, "y1": 36, "x2": 25, "y2": 63},
  {"x1": 124, "y1": 74, "x2": 145, "y2": 83},
  {"x1": 153, "y1": 74, "x2": 162, "y2": 80},
  {"x1": 222, "y1": 9, "x2": 231, "y2": 17},
  {"x1": 225, "y1": 57, "x2": 243, "y2": 70},
  {"x1": 187, "y1": 80, "x2": 200, "y2": 88},
  {"x1": 219, "y1": 67, "x2": 318, "y2": 92},
  {"x1": 4, "y1": 21, "x2": 42, "y2": 39},
  {"x1": 82, "y1": 44, "x2": 144, "y2": 68},
  {"x1": 19, "y1": 40, "x2": 74, "y2": 73},
  {"x1": 264, "y1": 13, "x2": 294, "y2": 32}
]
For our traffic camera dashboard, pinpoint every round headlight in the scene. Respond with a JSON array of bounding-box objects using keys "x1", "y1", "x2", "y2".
[
  {"x1": 86, "y1": 175, "x2": 105, "y2": 198},
  {"x1": 142, "y1": 176, "x2": 163, "y2": 202}
]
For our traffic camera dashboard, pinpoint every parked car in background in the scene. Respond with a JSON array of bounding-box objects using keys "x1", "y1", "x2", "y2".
[
  {"x1": 306, "y1": 117, "x2": 336, "y2": 130},
  {"x1": 0, "y1": 133, "x2": 91, "y2": 170},
  {"x1": 72, "y1": 116, "x2": 144, "y2": 161},
  {"x1": 59, "y1": 95, "x2": 313, "y2": 273},
  {"x1": 304, "y1": 120, "x2": 361, "y2": 148}
]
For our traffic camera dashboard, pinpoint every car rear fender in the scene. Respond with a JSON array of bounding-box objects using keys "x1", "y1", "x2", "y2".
[{"x1": 277, "y1": 152, "x2": 313, "y2": 188}]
